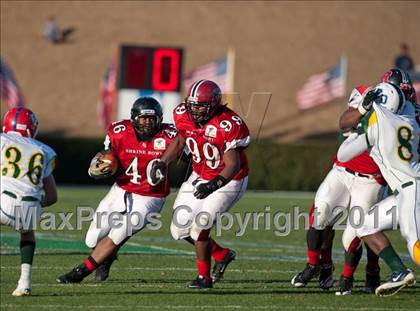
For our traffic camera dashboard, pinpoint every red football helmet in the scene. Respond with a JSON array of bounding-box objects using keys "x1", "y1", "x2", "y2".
[
  {"x1": 185, "y1": 79, "x2": 222, "y2": 124},
  {"x1": 381, "y1": 68, "x2": 417, "y2": 104},
  {"x1": 2, "y1": 107, "x2": 39, "y2": 138}
]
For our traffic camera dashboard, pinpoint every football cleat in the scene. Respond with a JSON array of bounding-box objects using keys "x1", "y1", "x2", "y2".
[
  {"x1": 12, "y1": 287, "x2": 31, "y2": 297},
  {"x1": 56, "y1": 267, "x2": 86, "y2": 284},
  {"x1": 291, "y1": 264, "x2": 320, "y2": 288},
  {"x1": 211, "y1": 249, "x2": 236, "y2": 283},
  {"x1": 319, "y1": 262, "x2": 334, "y2": 290},
  {"x1": 375, "y1": 269, "x2": 416, "y2": 297},
  {"x1": 94, "y1": 254, "x2": 118, "y2": 282},
  {"x1": 335, "y1": 275, "x2": 353, "y2": 296},
  {"x1": 365, "y1": 267, "x2": 380, "y2": 294},
  {"x1": 187, "y1": 275, "x2": 213, "y2": 289}
]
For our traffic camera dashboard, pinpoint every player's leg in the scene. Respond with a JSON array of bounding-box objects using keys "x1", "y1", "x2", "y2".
[
  {"x1": 356, "y1": 194, "x2": 415, "y2": 296},
  {"x1": 337, "y1": 178, "x2": 384, "y2": 295},
  {"x1": 1, "y1": 194, "x2": 42, "y2": 297},
  {"x1": 292, "y1": 167, "x2": 349, "y2": 288},
  {"x1": 57, "y1": 185, "x2": 126, "y2": 283},
  {"x1": 187, "y1": 176, "x2": 247, "y2": 289},
  {"x1": 318, "y1": 226, "x2": 335, "y2": 290},
  {"x1": 12, "y1": 230, "x2": 36, "y2": 297}
]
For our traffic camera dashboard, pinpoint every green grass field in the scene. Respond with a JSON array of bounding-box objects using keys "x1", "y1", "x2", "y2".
[{"x1": 1, "y1": 186, "x2": 418, "y2": 310}]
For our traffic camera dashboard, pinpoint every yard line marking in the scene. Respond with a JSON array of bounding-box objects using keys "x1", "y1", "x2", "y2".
[
  {"x1": 0, "y1": 305, "x2": 417, "y2": 311},
  {"x1": 0, "y1": 265, "x2": 297, "y2": 274}
]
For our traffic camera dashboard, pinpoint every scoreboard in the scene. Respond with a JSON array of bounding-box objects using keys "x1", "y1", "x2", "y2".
[{"x1": 117, "y1": 45, "x2": 184, "y2": 124}]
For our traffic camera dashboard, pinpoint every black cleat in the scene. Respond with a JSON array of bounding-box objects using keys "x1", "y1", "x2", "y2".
[
  {"x1": 365, "y1": 268, "x2": 380, "y2": 294},
  {"x1": 56, "y1": 267, "x2": 87, "y2": 284},
  {"x1": 335, "y1": 275, "x2": 353, "y2": 296},
  {"x1": 375, "y1": 269, "x2": 416, "y2": 297},
  {"x1": 211, "y1": 249, "x2": 236, "y2": 283},
  {"x1": 291, "y1": 263, "x2": 320, "y2": 288},
  {"x1": 319, "y1": 262, "x2": 334, "y2": 290},
  {"x1": 94, "y1": 254, "x2": 118, "y2": 282},
  {"x1": 187, "y1": 275, "x2": 213, "y2": 289}
]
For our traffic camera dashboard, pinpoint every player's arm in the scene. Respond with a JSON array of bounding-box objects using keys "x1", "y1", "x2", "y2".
[
  {"x1": 337, "y1": 133, "x2": 368, "y2": 162},
  {"x1": 339, "y1": 89, "x2": 381, "y2": 131},
  {"x1": 193, "y1": 149, "x2": 241, "y2": 200},
  {"x1": 161, "y1": 134, "x2": 186, "y2": 164},
  {"x1": 41, "y1": 175, "x2": 57, "y2": 207},
  {"x1": 88, "y1": 134, "x2": 115, "y2": 179},
  {"x1": 149, "y1": 135, "x2": 186, "y2": 184}
]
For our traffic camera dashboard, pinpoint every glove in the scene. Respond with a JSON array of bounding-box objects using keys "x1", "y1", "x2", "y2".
[
  {"x1": 149, "y1": 160, "x2": 166, "y2": 185},
  {"x1": 88, "y1": 153, "x2": 113, "y2": 179},
  {"x1": 193, "y1": 175, "x2": 228, "y2": 200},
  {"x1": 358, "y1": 89, "x2": 381, "y2": 115}
]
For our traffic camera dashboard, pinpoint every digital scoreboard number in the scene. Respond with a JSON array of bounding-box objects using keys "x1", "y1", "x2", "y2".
[{"x1": 119, "y1": 45, "x2": 183, "y2": 92}]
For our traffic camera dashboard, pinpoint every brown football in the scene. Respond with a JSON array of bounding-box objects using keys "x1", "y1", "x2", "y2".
[{"x1": 101, "y1": 153, "x2": 119, "y2": 175}]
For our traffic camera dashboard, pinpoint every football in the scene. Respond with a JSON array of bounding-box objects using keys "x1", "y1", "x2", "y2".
[{"x1": 101, "y1": 152, "x2": 119, "y2": 175}]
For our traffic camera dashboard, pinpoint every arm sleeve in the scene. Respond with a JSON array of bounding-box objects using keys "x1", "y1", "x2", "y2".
[
  {"x1": 224, "y1": 118, "x2": 251, "y2": 153},
  {"x1": 337, "y1": 133, "x2": 368, "y2": 162},
  {"x1": 43, "y1": 147, "x2": 57, "y2": 178}
]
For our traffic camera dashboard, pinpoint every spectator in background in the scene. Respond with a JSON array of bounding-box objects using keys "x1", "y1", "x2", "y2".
[
  {"x1": 43, "y1": 16, "x2": 75, "y2": 44},
  {"x1": 394, "y1": 43, "x2": 415, "y2": 72}
]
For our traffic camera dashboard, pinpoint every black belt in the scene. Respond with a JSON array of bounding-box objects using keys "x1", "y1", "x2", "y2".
[
  {"x1": 2, "y1": 190, "x2": 39, "y2": 202},
  {"x1": 345, "y1": 168, "x2": 372, "y2": 179}
]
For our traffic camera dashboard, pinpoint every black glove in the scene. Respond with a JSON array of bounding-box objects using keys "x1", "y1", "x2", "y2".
[
  {"x1": 149, "y1": 160, "x2": 166, "y2": 185},
  {"x1": 359, "y1": 89, "x2": 381, "y2": 115},
  {"x1": 193, "y1": 175, "x2": 228, "y2": 200}
]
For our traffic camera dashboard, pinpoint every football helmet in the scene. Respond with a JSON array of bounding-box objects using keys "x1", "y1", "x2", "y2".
[
  {"x1": 381, "y1": 68, "x2": 416, "y2": 104},
  {"x1": 2, "y1": 107, "x2": 39, "y2": 138},
  {"x1": 372, "y1": 82, "x2": 405, "y2": 114},
  {"x1": 130, "y1": 97, "x2": 163, "y2": 140},
  {"x1": 185, "y1": 79, "x2": 222, "y2": 124}
]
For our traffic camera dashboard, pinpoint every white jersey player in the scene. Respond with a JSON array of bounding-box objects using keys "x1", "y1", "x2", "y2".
[
  {"x1": 1, "y1": 107, "x2": 57, "y2": 296},
  {"x1": 337, "y1": 82, "x2": 419, "y2": 296}
]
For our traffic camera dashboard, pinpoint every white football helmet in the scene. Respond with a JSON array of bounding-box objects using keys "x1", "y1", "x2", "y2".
[{"x1": 372, "y1": 82, "x2": 405, "y2": 114}]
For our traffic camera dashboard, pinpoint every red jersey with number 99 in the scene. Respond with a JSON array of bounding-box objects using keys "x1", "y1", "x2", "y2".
[
  {"x1": 173, "y1": 103, "x2": 250, "y2": 180},
  {"x1": 104, "y1": 120, "x2": 177, "y2": 197}
]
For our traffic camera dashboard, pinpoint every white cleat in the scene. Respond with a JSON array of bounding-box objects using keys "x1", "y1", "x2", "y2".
[
  {"x1": 12, "y1": 287, "x2": 31, "y2": 297},
  {"x1": 375, "y1": 269, "x2": 416, "y2": 297}
]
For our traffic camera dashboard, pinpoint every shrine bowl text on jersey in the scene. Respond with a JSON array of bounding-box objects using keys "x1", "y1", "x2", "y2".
[
  {"x1": 104, "y1": 120, "x2": 177, "y2": 197},
  {"x1": 174, "y1": 104, "x2": 250, "y2": 180}
]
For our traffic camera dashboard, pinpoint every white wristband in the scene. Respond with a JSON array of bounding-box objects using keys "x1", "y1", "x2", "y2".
[{"x1": 358, "y1": 105, "x2": 368, "y2": 115}]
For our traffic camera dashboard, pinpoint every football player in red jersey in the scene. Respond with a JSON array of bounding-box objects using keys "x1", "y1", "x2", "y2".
[
  {"x1": 150, "y1": 79, "x2": 251, "y2": 289},
  {"x1": 291, "y1": 86, "x2": 387, "y2": 295},
  {"x1": 57, "y1": 97, "x2": 177, "y2": 283}
]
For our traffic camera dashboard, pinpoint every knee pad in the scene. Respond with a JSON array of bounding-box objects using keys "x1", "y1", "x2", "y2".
[
  {"x1": 190, "y1": 212, "x2": 212, "y2": 241},
  {"x1": 312, "y1": 201, "x2": 331, "y2": 229},
  {"x1": 342, "y1": 226, "x2": 361, "y2": 252},
  {"x1": 170, "y1": 221, "x2": 190, "y2": 240},
  {"x1": 411, "y1": 240, "x2": 420, "y2": 266}
]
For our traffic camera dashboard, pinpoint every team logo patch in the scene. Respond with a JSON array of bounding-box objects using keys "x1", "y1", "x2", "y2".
[
  {"x1": 205, "y1": 125, "x2": 217, "y2": 138},
  {"x1": 154, "y1": 138, "x2": 166, "y2": 150}
]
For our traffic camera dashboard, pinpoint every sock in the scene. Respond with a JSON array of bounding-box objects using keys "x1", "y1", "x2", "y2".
[
  {"x1": 211, "y1": 240, "x2": 229, "y2": 262},
  {"x1": 378, "y1": 245, "x2": 406, "y2": 273},
  {"x1": 366, "y1": 244, "x2": 380, "y2": 272},
  {"x1": 197, "y1": 259, "x2": 211, "y2": 280},
  {"x1": 342, "y1": 247, "x2": 362, "y2": 279},
  {"x1": 20, "y1": 240, "x2": 35, "y2": 265},
  {"x1": 18, "y1": 263, "x2": 32, "y2": 287},
  {"x1": 307, "y1": 227, "x2": 322, "y2": 266},
  {"x1": 320, "y1": 249, "x2": 332, "y2": 266},
  {"x1": 83, "y1": 256, "x2": 99, "y2": 272}
]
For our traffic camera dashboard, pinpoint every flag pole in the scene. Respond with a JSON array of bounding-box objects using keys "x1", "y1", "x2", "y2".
[{"x1": 226, "y1": 47, "x2": 236, "y2": 109}]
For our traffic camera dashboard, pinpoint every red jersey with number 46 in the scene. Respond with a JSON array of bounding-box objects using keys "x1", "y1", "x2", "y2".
[
  {"x1": 104, "y1": 120, "x2": 177, "y2": 197},
  {"x1": 173, "y1": 104, "x2": 251, "y2": 180}
]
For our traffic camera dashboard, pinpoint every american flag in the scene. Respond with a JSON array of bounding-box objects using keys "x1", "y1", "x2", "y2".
[
  {"x1": 98, "y1": 61, "x2": 117, "y2": 129},
  {"x1": 0, "y1": 57, "x2": 25, "y2": 108},
  {"x1": 296, "y1": 57, "x2": 347, "y2": 110},
  {"x1": 183, "y1": 56, "x2": 229, "y2": 93}
]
